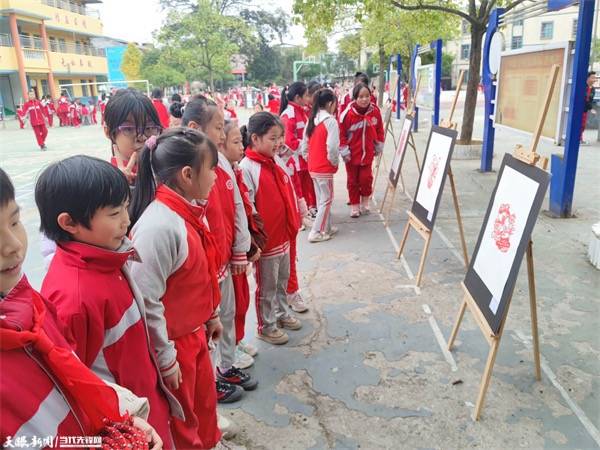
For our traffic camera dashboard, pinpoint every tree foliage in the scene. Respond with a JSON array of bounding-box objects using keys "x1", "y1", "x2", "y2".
[{"x1": 121, "y1": 43, "x2": 143, "y2": 81}]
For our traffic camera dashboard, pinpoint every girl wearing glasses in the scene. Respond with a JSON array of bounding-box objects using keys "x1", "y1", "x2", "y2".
[{"x1": 104, "y1": 88, "x2": 163, "y2": 186}]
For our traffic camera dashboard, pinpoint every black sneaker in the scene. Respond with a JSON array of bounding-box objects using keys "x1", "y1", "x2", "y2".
[
  {"x1": 217, "y1": 367, "x2": 258, "y2": 391},
  {"x1": 216, "y1": 380, "x2": 244, "y2": 404}
]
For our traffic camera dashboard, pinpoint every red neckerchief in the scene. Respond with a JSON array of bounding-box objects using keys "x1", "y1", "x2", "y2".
[
  {"x1": 0, "y1": 282, "x2": 123, "y2": 433},
  {"x1": 244, "y1": 148, "x2": 298, "y2": 239},
  {"x1": 155, "y1": 184, "x2": 221, "y2": 309}
]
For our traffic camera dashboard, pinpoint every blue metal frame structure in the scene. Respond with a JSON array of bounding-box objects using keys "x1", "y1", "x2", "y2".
[
  {"x1": 410, "y1": 39, "x2": 442, "y2": 132},
  {"x1": 480, "y1": 0, "x2": 595, "y2": 217}
]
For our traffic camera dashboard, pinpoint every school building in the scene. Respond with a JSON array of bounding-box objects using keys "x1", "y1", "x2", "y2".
[{"x1": 0, "y1": 0, "x2": 109, "y2": 115}]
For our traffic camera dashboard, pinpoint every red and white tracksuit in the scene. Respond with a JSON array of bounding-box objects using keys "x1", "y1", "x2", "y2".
[
  {"x1": 42, "y1": 99, "x2": 55, "y2": 127},
  {"x1": 339, "y1": 102, "x2": 384, "y2": 205},
  {"x1": 22, "y1": 99, "x2": 47, "y2": 147},
  {"x1": 152, "y1": 98, "x2": 170, "y2": 129},
  {"x1": 206, "y1": 153, "x2": 250, "y2": 371},
  {"x1": 131, "y1": 185, "x2": 221, "y2": 449},
  {"x1": 41, "y1": 240, "x2": 183, "y2": 448},
  {"x1": 302, "y1": 110, "x2": 340, "y2": 236},
  {"x1": 240, "y1": 149, "x2": 300, "y2": 334},
  {"x1": 70, "y1": 103, "x2": 81, "y2": 127},
  {"x1": 57, "y1": 96, "x2": 70, "y2": 126}
]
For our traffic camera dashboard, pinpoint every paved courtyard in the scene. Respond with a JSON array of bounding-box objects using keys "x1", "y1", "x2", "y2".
[{"x1": 1, "y1": 103, "x2": 599, "y2": 449}]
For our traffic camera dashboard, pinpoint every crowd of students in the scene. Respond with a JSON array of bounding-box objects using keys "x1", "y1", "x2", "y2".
[{"x1": 1, "y1": 71, "x2": 384, "y2": 449}]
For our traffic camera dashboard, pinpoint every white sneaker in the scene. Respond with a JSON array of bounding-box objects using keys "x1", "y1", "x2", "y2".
[
  {"x1": 217, "y1": 413, "x2": 239, "y2": 440},
  {"x1": 328, "y1": 226, "x2": 339, "y2": 236},
  {"x1": 233, "y1": 347, "x2": 254, "y2": 369},
  {"x1": 287, "y1": 291, "x2": 309, "y2": 313},
  {"x1": 308, "y1": 232, "x2": 331, "y2": 243},
  {"x1": 238, "y1": 341, "x2": 258, "y2": 357},
  {"x1": 350, "y1": 205, "x2": 360, "y2": 218}
]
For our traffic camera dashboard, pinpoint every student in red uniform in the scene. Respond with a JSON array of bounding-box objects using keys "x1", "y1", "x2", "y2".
[
  {"x1": 0, "y1": 168, "x2": 163, "y2": 450},
  {"x1": 301, "y1": 88, "x2": 340, "y2": 243},
  {"x1": 221, "y1": 121, "x2": 266, "y2": 367},
  {"x1": 180, "y1": 97, "x2": 256, "y2": 403},
  {"x1": 91, "y1": 99, "x2": 98, "y2": 124},
  {"x1": 339, "y1": 72, "x2": 378, "y2": 115},
  {"x1": 100, "y1": 93, "x2": 108, "y2": 125},
  {"x1": 223, "y1": 100, "x2": 238, "y2": 121},
  {"x1": 339, "y1": 83, "x2": 384, "y2": 218},
  {"x1": 151, "y1": 88, "x2": 170, "y2": 129},
  {"x1": 16, "y1": 103, "x2": 25, "y2": 129},
  {"x1": 240, "y1": 112, "x2": 302, "y2": 345},
  {"x1": 304, "y1": 81, "x2": 321, "y2": 116},
  {"x1": 42, "y1": 94, "x2": 55, "y2": 127},
  {"x1": 22, "y1": 91, "x2": 48, "y2": 150},
  {"x1": 57, "y1": 91, "x2": 70, "y2": 126},
  {"x1": 267, "y1": 94, "x2": 280, "y2": 114},
  {"x1": 36, "y1": 156, "x2": 181, "y2": 449},
  {"x1": 279, "y1": 83, "x2": 312, "y2": 314},
  {"x1": 129, "y1": 128, "x2": 228, "y2": 449},
  {"x1": 105, "y1": 88, "x2": 162, "y2": 187},
  {"x1": 70, "y1": 99, "x2": 82, "y2": 127}
]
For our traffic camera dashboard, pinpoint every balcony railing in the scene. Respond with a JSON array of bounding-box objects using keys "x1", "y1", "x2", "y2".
[
  {"x1": 23, "y1": 49, "x2": 46, "y2": 60},
  {"x1": 0, "y1": 33, "x2": 12, "y2": 47},
  {"x1": 48, "y1": 40, "x2": 105, "y2": 57},
  {"x1": 19, "y1": 34, "x2": 43, "y2": 50},
  {"x1": 41, "y1": 0, "x2": 88, "y2": 16}
]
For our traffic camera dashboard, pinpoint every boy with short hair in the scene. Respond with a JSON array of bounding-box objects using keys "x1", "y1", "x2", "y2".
[
  {"x1": 0, "y1": 167, "x2": 162, "y2": 448},
  {"x1": 36, "y1": 155, "x2": 182, "y2": 449}
]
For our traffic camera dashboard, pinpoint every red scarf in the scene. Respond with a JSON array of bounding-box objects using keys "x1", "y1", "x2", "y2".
[
  {"x1": 155, "y1": 184, "x2": 221, "y2": 309},
  {"x1": 244, "y1": 148, "x2": 299, "y2": 239},
  {"x1": 0, "y1": 289, "x2": 123, "y2": 433}
]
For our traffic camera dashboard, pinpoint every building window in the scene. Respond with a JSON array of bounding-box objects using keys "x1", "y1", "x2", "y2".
[
  {"x1": 540, "y1": 21, "x2": 554, "y2": 40},
  {"x1": 461, "y1": 20, "x2": 469, "y2": 35},
  {"x1": 59, "y1": 80, "x2": 73, "y2": 98},
  {"x1": 49, "y1": 36, "x2": 58, "y2": 52},
  {"x1": 81, "y1": 80, "x2": 89, "y2": 97},
  {"x1": 41, "y1": 79, "x2": 49, "y2": 96},
  {"x1": 59, "y1": 38, "x2": 67, "y2": 52},
  {"x1": 511, "y1": 36, "x2": 523, "y2": 49},
  {"x1": 460, "y1": 44, "x2": 470, "y2": 60},
  {"x1": 572, "y1": 19, "x2": 578, "y2": 39}
]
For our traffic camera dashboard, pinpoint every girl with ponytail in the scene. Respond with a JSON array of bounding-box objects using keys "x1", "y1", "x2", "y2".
[{"x1": 128, "y1": 128, "x2": 225, "y2": 449}]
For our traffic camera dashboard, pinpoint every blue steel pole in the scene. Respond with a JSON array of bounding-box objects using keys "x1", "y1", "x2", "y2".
[
  {"x1": 396, "y1": 53, "x2": 402, "y2": 120},
  {"x1": 411, "y1": 45, "x2": 419, "y2": 132},
  {"x1": 480, "y1": 8, "x2": 504, "y2": 172},
  {"x1": 432, "y1": 39, "x2": 442, "y2": 126},
  {"x1": 549, "y1": 0, "x2": 595, "y2": 217}
]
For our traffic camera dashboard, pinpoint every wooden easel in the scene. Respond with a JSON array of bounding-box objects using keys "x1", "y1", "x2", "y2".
[
  {"x1": 378, "y1": 76, "x2": 423, "y2": 225},
  {"x1": 372, "y1": 75, "x2": 401, "y2": 187},
  {"x1": 446, "y1": 64, "x2": 559, "y2": 421},
  {"x1": 395, "y1": 72, "x2": 469, "y2": 286}
]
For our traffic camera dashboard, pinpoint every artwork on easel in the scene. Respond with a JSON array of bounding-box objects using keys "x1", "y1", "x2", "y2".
[
  {"x1": 466, "y1": 153, "x2": 550, "y2": 333},
  {"x1": 411, "y1": 125, "x2": 458, "y2": 229},
  {"x1": 388, "y1": 114, "x2": 414, "y2": 188}
]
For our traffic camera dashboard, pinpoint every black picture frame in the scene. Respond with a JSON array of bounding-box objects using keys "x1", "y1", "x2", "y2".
[
  {"x1": 410, "y1": 125, "x2": 458, "y2": 230},
  {"x1": 464, "y1": 153, "x2": 550, "y2": 334},
  {"x1": 388, "y1": 114, "x2": 414, "y2": 188}
]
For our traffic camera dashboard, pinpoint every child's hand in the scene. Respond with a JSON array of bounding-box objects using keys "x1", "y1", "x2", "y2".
[
  {"x1": 230, "y1": 262, "x2": 247, "y2": 275},
  {"x1": 248, "y1": 248, "x2": 262, "y2": 263},
  {"x1": 206, "y1": 317, "x2": 223, "y2": 342},
  {"x1": 132, "y1": 416, "x2": 163, "y2": 449},
  {"x1": 162, "y1": 365, "x2": 183, "y2": 391}
]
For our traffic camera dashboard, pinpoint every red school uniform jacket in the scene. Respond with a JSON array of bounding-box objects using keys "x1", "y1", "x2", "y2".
[
  {"x1": 57, "y1": 96, "x2": 69, "y2": 114},
  {"x1": 22, "y1": 99, "x2": 46, "y2": 126},
  {"x1": 304, "y1": 110, "x2": 340, "y2": 177},
  {"x1": 280, "y1": 101, "x2": 308, "y2": 170},
  {"x1": 41, "y1": 241, "x2": 183, "y2": 425},
  {"x1": 240, "y1": 149, "x2": 300, "y2": 258},
  {"x1": 339, "y1": 101, "x2": 384, "y2": 167},
  {"x1": 1, "y1": 275, "x2": 123, "y2": 445},
  {"x1": 152, "y1": 98, "x2": 170, "y2": 129}
]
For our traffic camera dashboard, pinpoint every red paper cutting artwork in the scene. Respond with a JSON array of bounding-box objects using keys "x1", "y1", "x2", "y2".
[
  {"x1": 427, "y1": 154, "x2": 441, "y2": 189},
  {"x1": 491, "y1": 203, "x2": 516, "y2": 252}
]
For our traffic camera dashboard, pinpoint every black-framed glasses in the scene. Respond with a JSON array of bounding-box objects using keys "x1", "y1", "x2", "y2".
[{"x1": 117, "y1": 124, "x2": 162, "y2": 139}]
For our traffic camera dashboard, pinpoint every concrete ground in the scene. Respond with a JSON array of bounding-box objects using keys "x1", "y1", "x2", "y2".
[{"x1": 1, "y1": 99, "x2": 598, "y2": 449}]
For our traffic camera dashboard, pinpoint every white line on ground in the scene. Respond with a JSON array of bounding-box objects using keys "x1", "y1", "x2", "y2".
[
  {"x1": 422, "y1": 304, "x2": 458, "y2": 372},
  {"x1": 513, "y1": 330, "x2": 600, "y2": 447}
]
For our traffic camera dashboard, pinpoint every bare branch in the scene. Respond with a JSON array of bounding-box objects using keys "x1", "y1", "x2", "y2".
[
  {"x1": 390, "y1": 0, "x2": 478, "y2": 25},
  {"x1": 503, "y1": 0, "x2": 529, "y2": 15}
]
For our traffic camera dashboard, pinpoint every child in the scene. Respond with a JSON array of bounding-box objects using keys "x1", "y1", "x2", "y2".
[
  {"x1": 100, "y1": 92, "x2": 108, "y2": 125},
  {"x1": 339, "y1": 83, "x2": 384, "y2": 218},
  {"x1": 240, "y1": 112, "x2": 302, "y2": 345},
  {"x1": 280, "y1": 82, "x2": 312, "y2": 314},
  {"x1": 70, "y1": 99, "x2": 81, "y2": 127},
  {"x1": 57, "y1": 91, "x2": 70, "y2": 126},
  {"x1": 104, "y1": 88, "x2": 162, "y2": 187},
  {"x1": 339, "y1": 72, "x2": 378, "y2": 115},
  {"x1": 128, "y1": 128, "x2": 223, "y2": 449},
  {"x1": 304, "y1": 81, "x2": 321, "y2": 116},
  {"x1": 36, "y1": 156, "x2": 180, "y2": 448},
  {"x1": 267, "y1": 94, "x2": 280, "y2": 115},
  {"x1": 91, "y1": 99, "x2": 98, "y2": 124},
  {"x1": 16, "y1": 103, "x2": 25, "y2": 129},
  {"x1": 222, "y1": 121, "x2": 267, "y2": 367},
  {"x1": 180, "y1": 97, "x2": 257, "y2": 402},
  {"x1": 223, "y1": 100, "x2": 238, "y2": 121},
  {"x1": 0, "y1": 168, "x2": 163, "y2": 450},
  {"x1": 152, "y1": 88, "x2": 170, "y2": 129},
  {"x1": 22, "y1": 91, "x2": 48, "y2": 150},
  {"x1": 302, "y1": 88, "x2": 340, "y2": 242},
  {"x1": 81, "y1": 102, "x2": 90, "y2": 125},
  {"x1": 42, "y1": 94, "x2": 55, "y2": 127}
]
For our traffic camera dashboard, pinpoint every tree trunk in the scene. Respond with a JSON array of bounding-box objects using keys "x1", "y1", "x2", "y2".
[
  {"x1": 209, "y1": 71, "x2": 215, "y2": 92},
  {"x1": 459, "y1": 24, "x2": 485, "y2": 143},
  {"x1": 378, "y1": 40, "x2": 386, "y2": 107}
]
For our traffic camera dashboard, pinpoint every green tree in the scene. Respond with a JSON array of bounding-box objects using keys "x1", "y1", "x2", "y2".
[
  {"x1": 338, "y1": 32, "x2": 362, "y2": 66},
  {"x1": 121, "y1": 43, "x2": 143, "y2": 82},
  {"x1": 294, "y1": 0, "x2": 525, "y2": 143},
  {"x1": 140, "y1": 48, "x2": 186, "y2": 88}
]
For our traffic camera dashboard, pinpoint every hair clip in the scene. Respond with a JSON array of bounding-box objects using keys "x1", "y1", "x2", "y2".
[{"x1": 146, "y1": 134, "x2": 158, "y2": 151}]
